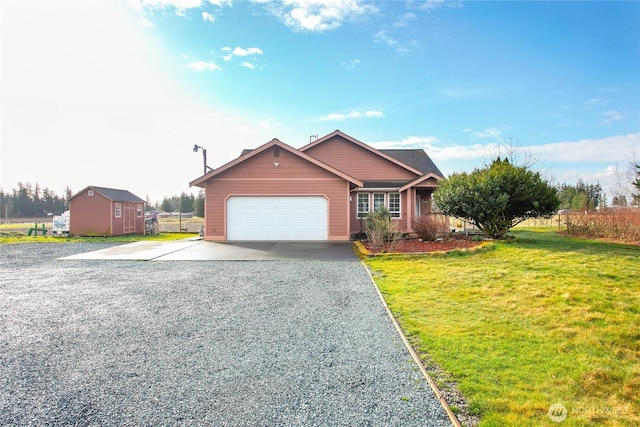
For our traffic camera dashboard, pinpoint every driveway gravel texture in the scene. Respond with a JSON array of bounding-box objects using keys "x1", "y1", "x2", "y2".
[{"x1": 0, "y1": 243, "x2": 451, "y2": 426}]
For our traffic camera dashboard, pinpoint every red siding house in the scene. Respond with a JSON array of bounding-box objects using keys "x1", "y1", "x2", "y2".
[
  {"x1": 69, "y1": 186, "x2": 146, "y2": 236},
  {"x1": 190, "y1": 130, "x2": 444, "y2": 241}
]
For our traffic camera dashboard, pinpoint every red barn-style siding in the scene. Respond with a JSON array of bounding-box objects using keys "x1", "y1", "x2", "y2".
[{"x1": 69, "y1": 186, "x2": 145, "y2": 236}]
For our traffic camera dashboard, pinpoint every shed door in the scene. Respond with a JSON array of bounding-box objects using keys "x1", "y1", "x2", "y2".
[
  {"x1": 123, "y1": 203, "x2": 136, "y2": 234},
  {"x1": 226, "y1": 196, "x2": 328, "y2": 241}
]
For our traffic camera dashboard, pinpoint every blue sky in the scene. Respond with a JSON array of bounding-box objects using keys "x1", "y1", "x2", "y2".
[{"x1": 1, "y1": 0, "x2": 639, "y2": 204}]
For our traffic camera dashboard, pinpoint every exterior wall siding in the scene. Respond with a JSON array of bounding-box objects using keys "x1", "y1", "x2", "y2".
[
  {"x1": 204, "y1": 148, "x2": 350, "y2": 241},
  {"x1": 349, "y1": 190, "x2": 410, "y2": 236},
  {"x1": 304, "y1": 135, "x2": 418, "y2": 181},
  {"x1": 70, "y1": 189, "x2": 145, "y2": 236},
  {"x1": 70, "y1": 191, "x2": 112, "y2": 236}
]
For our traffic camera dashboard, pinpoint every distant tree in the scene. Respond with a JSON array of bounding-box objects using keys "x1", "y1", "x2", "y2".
[
  {"x1": 180, "y1": 192, "x2": 194, "y2": 213},
  {"x1": 160, "y1": 197, "x2": 173, "y2": 212},
  {"x1": 193, "y1": 190, "x2": 205, "y2": 217},
  {"x1": 612, "y1": 195, "x2": 628, "y2": 207},
  {"x1": 556, "y1": 180, "x2": 604, "y2": 211},
  {"x1": 434, "y1": 158, "x2": 560, "y2": 239}
]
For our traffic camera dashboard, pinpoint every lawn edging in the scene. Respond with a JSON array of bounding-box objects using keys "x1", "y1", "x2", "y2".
[
  {"x1": 361, "y1": 260, "x2": 462, "y2": 427},
  {"x1": 353, "y1": 239, "x2": 492, "y2": 257}
]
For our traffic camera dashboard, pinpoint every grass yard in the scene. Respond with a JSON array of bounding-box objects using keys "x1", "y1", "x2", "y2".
[
  {"x1": 0, "y1": 217, "x2": 201, "y2": 244},
  {"x1": 365, "y1": 229, "x2": 639, "y2": 426},
  {"x1": 0, "y1": 231, "x2": 196, "y2": 245}
]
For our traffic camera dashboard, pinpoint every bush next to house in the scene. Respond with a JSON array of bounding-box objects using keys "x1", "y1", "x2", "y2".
[
  {"x1": 412, "y1": 214, "x2": 449, "y2": 242},
  {"x1": 364, "y1": 208, "x2": 404, "y2": 251}
]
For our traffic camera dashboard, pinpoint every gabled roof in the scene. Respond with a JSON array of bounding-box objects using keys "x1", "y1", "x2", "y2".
[
  {"x1": 399, "y1": 173, "x2": 441, "y2": 192},
  {"x1": 300, "y1": 130, "x2": 426, "y2": 176},
  {"x1": 190, "y1": 138, "x2": 363, "y2": 188},
  {"x1": 71, "y1": 186, "x2": 145, "y2": 203},
  {"x1": 380, "y1": 149, "x2": 444, "y2": 178}
]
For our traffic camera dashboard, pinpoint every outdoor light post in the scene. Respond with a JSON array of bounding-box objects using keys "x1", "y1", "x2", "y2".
[{"x1": 193, "y1": 144, "x2": 208, "y2": 175}]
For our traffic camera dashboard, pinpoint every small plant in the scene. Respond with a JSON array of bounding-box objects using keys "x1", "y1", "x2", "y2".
[
  {"x1": 412, "y1": 214, "x2": 449, "y2": 242},
  {"x1": 364, "y1": 208, "x2": 404, "y2": 251}
]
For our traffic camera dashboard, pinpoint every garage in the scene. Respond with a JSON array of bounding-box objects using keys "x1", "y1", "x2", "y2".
[{"x1": 226, "y1": 196, "x2": 328, "y2": 241}]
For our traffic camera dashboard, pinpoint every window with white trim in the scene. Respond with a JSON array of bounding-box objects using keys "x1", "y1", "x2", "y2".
[
  {"x1": 373, "y1": 193, "x2": 385, "y2": 212},
  {"x1": 114, "y1": 203, "x2": 122, "y2": 218},
  {"x1": 357, "y1": 193, "x2": 369, "y2": 218},
  {"x1": 388, "y1": 193, "x2": 400, "y2": 218},
  {"x1": 137, "y1": 205, "x2": 143, "y2": 217}
]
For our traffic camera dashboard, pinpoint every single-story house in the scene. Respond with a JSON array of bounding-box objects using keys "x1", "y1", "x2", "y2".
[
  {"x1": 189, "y1": 130, "x2": 444, "y2": 241},
  {"x1": 69, "y1": 186, "x2": 146, "y2": 236}
]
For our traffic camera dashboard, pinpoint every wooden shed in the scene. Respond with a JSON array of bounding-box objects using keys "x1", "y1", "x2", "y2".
[{"x1": 69, "y1": 186, "x2": 146, "y2": 236}]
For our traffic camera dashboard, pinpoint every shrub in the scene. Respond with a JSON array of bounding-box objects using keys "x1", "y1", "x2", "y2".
[
  {"x1": 364, "y1": 208, "x2": 404, "y2": 251},
  {"x1": 413, "y1": 214, "x2": 449, "y2": 242},
  {"x1": 565, "y1": 208, "x2": 640, "y2": 241}
]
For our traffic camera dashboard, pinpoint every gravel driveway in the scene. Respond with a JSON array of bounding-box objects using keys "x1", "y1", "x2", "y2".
[{"x1": 1, "y1": 243, "x2": 451, "y2": 426}]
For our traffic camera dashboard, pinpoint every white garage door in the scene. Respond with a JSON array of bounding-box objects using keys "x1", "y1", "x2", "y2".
[{"x1": 227, "y1": 196, "x2": 328, "y2": 241}]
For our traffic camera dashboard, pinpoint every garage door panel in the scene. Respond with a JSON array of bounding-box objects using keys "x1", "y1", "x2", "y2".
[{"x1": 227, "y1": 196, "x2": 327, "y2": 241}]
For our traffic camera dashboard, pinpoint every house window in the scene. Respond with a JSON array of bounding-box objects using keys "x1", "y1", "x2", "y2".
[
  {"x1": 114, "y1": 203, "x2": 122, "y2": 218},
  {"x1": 373, "y1": 193, "x2": 385, "y2": 212},
  {"x1": 88, "y1": 190, "x2": 94, "y2": 196},
  {"x1": 357, "y1": 193, "x2": 369, "y2": 218},
  {"x1": 389, "y1": 193, "x2": 400, "y2": 218},
  {"x1": 137, "y1": 206, "x2": 143, "y2": 217}
]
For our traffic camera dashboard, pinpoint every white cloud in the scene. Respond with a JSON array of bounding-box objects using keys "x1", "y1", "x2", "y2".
[
  {"x1": 202, "y1": 11, "x2": 215, "y2": 22},
  {"x1": 374, "y1": 30, "x2": 398, "y2": 48},
  {"x1": 528, "y1": 133, "x2": 639, "y2": 163},
  {"x1": 342, "y1": 59, "x2": 361, "y2": 70},
  {"x1": 407, "y1": 0, "x2": 463, "y2": 10},
  {"x1": 185, "y1": 60, "x2": 222, "y2": 71},
  {"x1": 472, "y1": 127, "x2": 503, "y2": 139},
  {"x1": 320, "y1": 109, "x2": 384, "y2": 121},
  {"x1": 394, "y1": 12, "x2": 416, "y2": 27},
  {"x1": 440, "y1": 87, "x2": 485, "y2": 98},
  {"x1": 600, "y1": 110, "x2": 625, "y2": 124},
  {"x1": 584, "y1": 97, "x2": 607, "y2": 108},
  {"x1": 232, "y1": 47, "x2": 263, "y2": 56},
  {"x1": 140, "y1": 17, "x2": 154, "y2": 27},
  {"x1": 219, "y1": 47, "x2": 263, "y2": 67},
  {"x1": 127, "y1": 0, "x2": 228, "y2": 12},
  {"x1": 266, "y1": 0, "x2": 377, "y2": 32},
  {"x1": 371, "y1": 136, "x2": 493, "y2": 161},
  {"x1": 371, "y1": 133, "x2": 640, "y2": 166}
]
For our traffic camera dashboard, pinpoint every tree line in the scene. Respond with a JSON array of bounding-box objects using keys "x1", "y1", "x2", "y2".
[
  {"x1": 0, "y1": 183, "x2": 71, "y2": 218},
  {"x1": 0, "y1": 182, "x2": 205, "y2": 218}
]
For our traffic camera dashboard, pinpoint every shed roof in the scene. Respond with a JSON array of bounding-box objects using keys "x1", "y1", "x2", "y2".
[{"x1": 71, "y1": 186, "x2": 145, "y2": 203}]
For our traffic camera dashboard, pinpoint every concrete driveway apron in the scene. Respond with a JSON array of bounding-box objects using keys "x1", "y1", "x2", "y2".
[
  {"x1": 60, "y1": 240, "x2": 358, "y2": 261},
  {"x1": 3, "y1": 243, "x2": 453, "y2": 426}
]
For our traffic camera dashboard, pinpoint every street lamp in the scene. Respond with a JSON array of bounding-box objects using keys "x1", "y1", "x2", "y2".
[{"x1": 193, "y1": 145, "x2": 210, "y2": 175}]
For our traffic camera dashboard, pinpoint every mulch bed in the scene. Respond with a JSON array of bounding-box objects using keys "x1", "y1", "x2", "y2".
[{"x1": 363, "y1": 238, "x2": 483, "y2": 254}]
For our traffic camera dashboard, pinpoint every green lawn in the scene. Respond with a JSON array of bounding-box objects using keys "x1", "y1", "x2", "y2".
[
  {"x1": 0, "y1": 232, "x2": 197, "y2": 245},
  {"x1": 365, "y1": 229, "x2": 639, "y2": 426}
]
